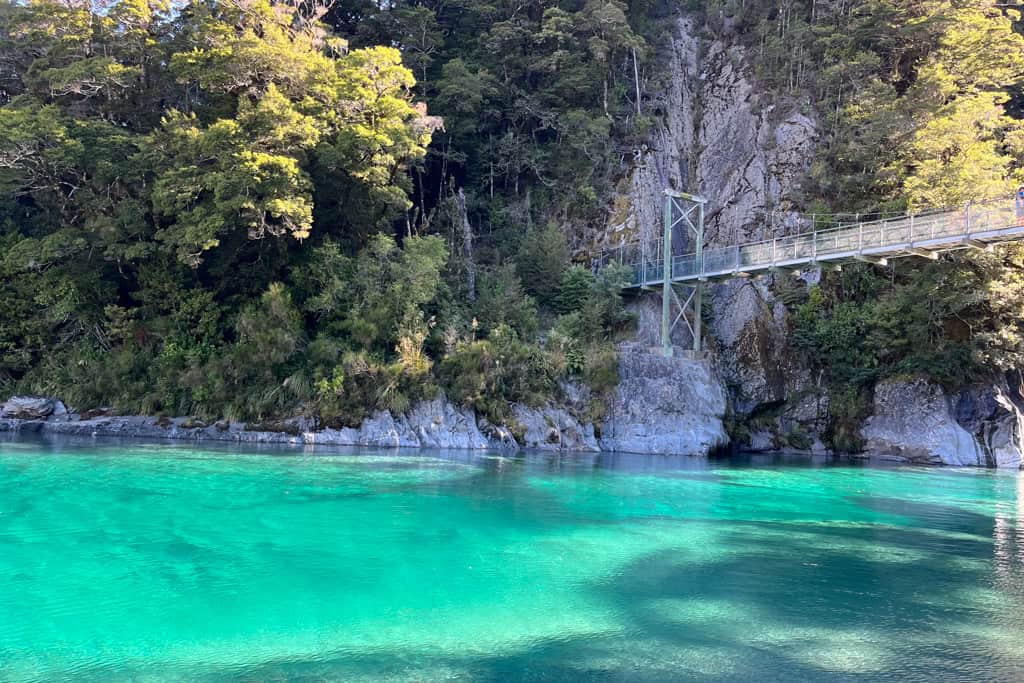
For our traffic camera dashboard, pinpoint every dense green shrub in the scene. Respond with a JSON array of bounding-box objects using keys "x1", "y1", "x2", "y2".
[
  {"x1": 473, "y1": 264, "x2": 539, "y2": 339},
  {"x1": 555, "y1": 266, "x2": 595, "y2": 314},
  {"x1": 439, "y1": 324, "x2": 559, "y2": 424},
  {"x1": 515, "y1": 223, "x2": 570, "y2": 306}
]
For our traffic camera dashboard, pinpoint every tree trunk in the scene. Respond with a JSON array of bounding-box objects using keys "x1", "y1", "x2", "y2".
[
  {"x1": 632, "y1": 48, "x2": 642, "y2": 117},
  {"x1": 455, "y1": 188, "x2": 476, "y2": 302}
]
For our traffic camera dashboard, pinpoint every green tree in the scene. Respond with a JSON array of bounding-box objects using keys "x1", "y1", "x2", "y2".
[
  {"x1": 473, "y1": 263, "x2": 539, "y2": 339},
  {"x1": 515, "y1": 222, "x2": 569, "y2": 305},
  {"x1": 556, "y1": 266, "x2": 596, "y2": 314}
]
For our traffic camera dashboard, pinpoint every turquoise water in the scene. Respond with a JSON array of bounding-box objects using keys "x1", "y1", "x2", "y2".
[{"x1": 0, "y1": 438, "x2": 1022, "y2": 682}]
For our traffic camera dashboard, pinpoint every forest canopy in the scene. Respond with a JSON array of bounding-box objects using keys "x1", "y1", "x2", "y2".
[{"x1": 0, "y1": 0, "x2": 633, "y2": 424}]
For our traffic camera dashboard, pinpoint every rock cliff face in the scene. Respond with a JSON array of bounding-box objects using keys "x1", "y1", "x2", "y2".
[
  {"x1": 596, "y1": 12, "x2": 1023, "y2": 468},
  {"x1": 863, "y1": 377, "x2": 1024, "y2": 468},
  {"x1": 954, "y1": 380, "x2": 1024, "y2": 469},
  {"x1": 599, "y1": 14, "x2": 824, "y2": 447},
  {"x1": 600, "y1": 344, "x2": 727, "y2": 455},
  {"x1": 862, "y1": 379, "x2": 987, "y2": 466}
]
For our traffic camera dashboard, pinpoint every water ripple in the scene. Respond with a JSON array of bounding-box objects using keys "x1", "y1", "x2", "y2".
[{"x1": 0, "y1": 441, "x2": 1022, "y2": 682}]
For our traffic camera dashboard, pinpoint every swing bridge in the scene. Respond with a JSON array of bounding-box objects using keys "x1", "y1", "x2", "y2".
[{"x1": 598, "y1": 192, "x2": 1024, "y2": 357}]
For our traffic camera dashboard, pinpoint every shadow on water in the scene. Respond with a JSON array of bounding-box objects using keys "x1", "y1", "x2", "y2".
[
  {"x1": 852, "y1": 495, "x2": 1000, "y2": 538},
  {"x1": 194, "y1": 530, "x2": 1020, "y2": 682},
  {"x1": 565, "y1": 490, "x2": 1024, "y2": 683},
  {"x1": 270, "y1": 491, "x2": 1015, "y2": 679},
  {"x1": 164, "y1": 501, "x2": 1022, "y2": 683},
  {"x1": 3, "y1": 436, "x2": 1023, "y2": 683}
]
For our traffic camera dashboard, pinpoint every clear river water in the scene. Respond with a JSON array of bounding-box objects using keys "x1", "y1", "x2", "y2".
[{"x1": 0, "y1": 437, "x2": 1022, "y2": 682}]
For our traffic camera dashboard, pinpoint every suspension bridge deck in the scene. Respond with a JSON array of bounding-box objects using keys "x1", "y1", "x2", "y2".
[{"x1": 603, "y1": 198, "x2": 1024, "y2": 288}]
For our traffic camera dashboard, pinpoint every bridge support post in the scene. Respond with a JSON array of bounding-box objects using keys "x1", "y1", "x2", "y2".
[
  {"x1": 661, "y1": 197, "x2": 673, "y2": 357},
  {"x1": 661, "y1": 190, "x2": 706, "y2": 356},
  {"x1": 692, "y1": 279, "x2": 702, "y2": 353},
  {"x1": 693, "y1": 200, "x2": 703, "y2": 353}
]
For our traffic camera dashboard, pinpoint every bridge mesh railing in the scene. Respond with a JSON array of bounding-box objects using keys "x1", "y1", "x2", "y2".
[
  {"x1": 597, "y1": 242, "x2": 666, "y2": 284},
  {"x1": 602, "y1": 199, "x2": 1021, "y2": 286}
]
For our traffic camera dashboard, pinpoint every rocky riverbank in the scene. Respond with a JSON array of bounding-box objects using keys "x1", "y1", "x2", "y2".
[
  {"x1": 1, "y1": 345, "x2": 730, "y2": 457},
  {"x1": 6, "y1": 364, "x2": 1023, "y2": 468},
  {"x1": 5, "y1": 374, "x2": 1024, "y2": 469}
]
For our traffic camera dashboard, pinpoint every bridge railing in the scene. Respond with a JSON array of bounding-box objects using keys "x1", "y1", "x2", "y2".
[
  {"x1": 604, "y1": 198, "x2": 1019, "y2": 285},
  {"x1": 597, "y1": 242, "x2": 666, "y2": 286}
]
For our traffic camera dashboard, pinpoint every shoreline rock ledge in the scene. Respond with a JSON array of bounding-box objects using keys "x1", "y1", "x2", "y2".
[
  {"x1": 862, "y1": 377, "x2": 1024, "y2": 468},
  {"x1": 0, "y1": 347, "x2": 730, "y2": 457}
]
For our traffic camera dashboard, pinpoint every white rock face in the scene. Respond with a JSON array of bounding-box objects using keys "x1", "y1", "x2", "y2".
[
  {"x1": 863, "y1": 378, "x2": 984, "y2": 466},
  {"x1": 404, "y1": 398, "x2": 493, "y2": 449},
  {"x1": 862, "y1": 378, "x2": 1024, "y2": 468},
  {"x1": 305, "y1": 398, "x2": 496, "y2": 449},
  {"x1": 981, "y1": 405, "x2": 1023, "y2": 469},
  {"x1": 697, "y1": 48, "x2": 817, "y2": 249},
  {"x1": 599, "y1": 344, "x2": 728, "y2": 456},
  {"x1": 695, "y1": 37, "x2": 817, "y2": 411},
  {"x1": 952, "y1": 382, "x2": 1024, "y2": 469},
  {"x1": 600, "y1": 14, "x2": 822, "y2": 441}
]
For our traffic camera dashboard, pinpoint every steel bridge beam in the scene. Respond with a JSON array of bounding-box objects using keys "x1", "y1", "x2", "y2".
[
  {"x1": 908, "y1": 247, "x2": 938, "y2": 260},
  {"x1": 963, "y1": 238, "x2": 993, "y2": 251},
  {"x1": 855, "y1": 254, "x2": 889, "y2": 266}
]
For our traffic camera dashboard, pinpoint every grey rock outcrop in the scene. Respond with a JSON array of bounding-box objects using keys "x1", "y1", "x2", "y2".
[
  {"x1": 512, "y1": 403, "x2": 600, "y2": 452},
  {"x1": 697, "y1": 50, "x2": 817, "y2": 250},
  {"x1": 863, "y1": 377, "x2": 1024, "y2": 468},
  {"x1": 403, "y1": 397, "x2": 493, "y2": 449},
  {"x1": 1, "y1": 396, "x2": 66, "y2": 420},
  {"x1": 863, "y1": 378, "x2": 985, "y2": 466},
  {"x1": 953, "y1": 381, "x2": 1024, "y2": 469},
  {"x1": 696, "y1": 35, "x2": 818, "y2": 418},
  {"x1": 599, "y1": 344, "x2": 728, "y2": 455},
  {"x1": 709, "y1": 280, "x2": 792, "y2": 411},
  {"x1": 306, "y1": 397, "x2": 494, "y2": 449}
]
